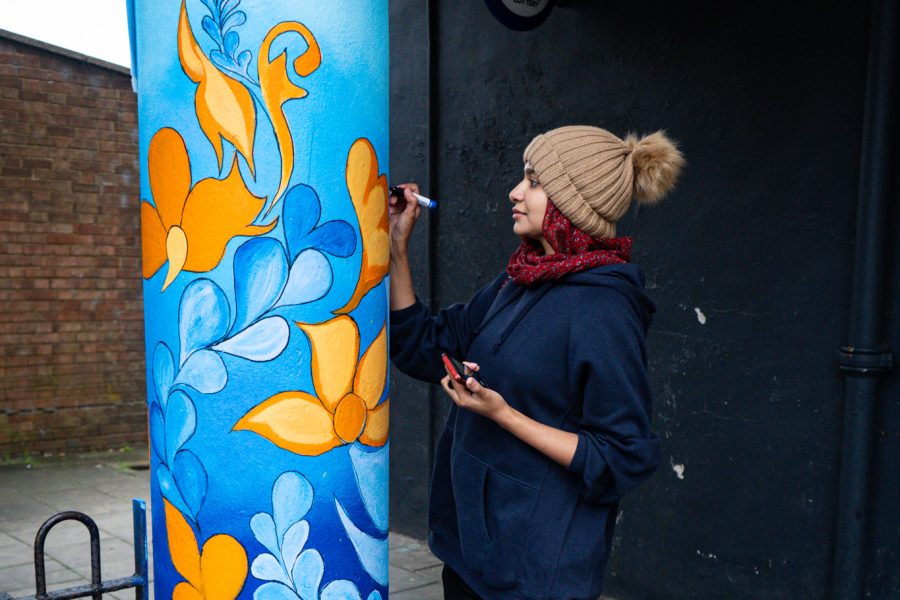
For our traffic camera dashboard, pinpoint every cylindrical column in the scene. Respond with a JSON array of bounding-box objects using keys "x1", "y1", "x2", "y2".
[{"x1": 127, "y1": 2, "x2": 389, "y2": 598}]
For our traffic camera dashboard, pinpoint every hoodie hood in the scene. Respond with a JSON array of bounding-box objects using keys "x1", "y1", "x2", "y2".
[
  {"x1": 561, "y1": 263, "x2": 656, "y2": 332},
  {"x1": 481, "y1": 263, "x2": 656, "y2": 353}
]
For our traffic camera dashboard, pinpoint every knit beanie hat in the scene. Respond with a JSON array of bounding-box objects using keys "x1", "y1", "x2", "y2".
[{"x1": 523, "y1": 125, "x2": 685, "y2": 238}]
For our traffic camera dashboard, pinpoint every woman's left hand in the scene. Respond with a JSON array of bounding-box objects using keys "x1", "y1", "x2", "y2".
[{"x1": 440, "y1": 362, "x2": 509, "y2": 421}]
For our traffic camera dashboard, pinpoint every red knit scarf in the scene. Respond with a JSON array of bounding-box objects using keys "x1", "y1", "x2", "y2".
[{"x1": 505, "y1": 199, "x2": 632, "y2": 287}]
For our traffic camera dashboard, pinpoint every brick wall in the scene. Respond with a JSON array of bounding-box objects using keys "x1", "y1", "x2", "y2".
[{"x1": 0, "y1": 34, "x2": 147, "y2": 457}]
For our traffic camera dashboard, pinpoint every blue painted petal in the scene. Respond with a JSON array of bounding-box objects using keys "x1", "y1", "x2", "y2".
[
  {"x1": 366, "y1": 592, "x2": 382, "y2": 600},
  {"x1": 214, "y1": 317, "x2": 289, "y2": 362},
  {"x1": 283, "y1": 185, "x2": 322, "y2": 261},
  {"x1": 157, "y1": 464, "x2": 191, "y2": 518},
  {"x1": 149, "y1": 403, "x2": 166, "y2": 462},
  {"x1": 291, "y1": 549, "x2": 323, "y2": 600},
  {"x1": 223, "y1": 10, "x2": 246, "y2": 32},
  {"x1": 173, "y1": 450, "x2": 207, "y2": 518},
  {"x1": 174, "y1": 350, "x2": 228, "y2": 394},
  {"x1": 152, "y1": 343, "x2": 175, "y2": 409},
  {"x1": 224, "y1": 30, "x2": 239, "y2": 56},
  {"x1": 254, "y1": 582, "x2": 299, "y2": 600},
  {"x1": 335, "y1": 499, "x2": 388, "y2": 586},
  {"x1": 320, "y1": 580, "x2": 362, "y2": 600},
  {"x1": 250, "y1": 512, "x2": 280, "y2": 556},
  {"x1": 200, "y1": 0, "x2": 219, "y2": 18},
  {"x1": 164, "y1": 391, "x2": 197, "y2": 464},
  {"x1": 349, "y1": 443, "x2": 389, "y2": 533},
  {"x1": 251, "y1": 553, "x2": 291, "y2": 587},
  {"x1": 232, "y1": 238, "x2": 289, "y2": 333},
  {"x1": 280, "y1": 521, "x2": 309, "y2": 579},
  {"x1": 210, "y1": 50, "x2": 237, "y2": 70},
  {"x1": 178, "y1": 279, "x2": 230, "y2": 365},
  {"x1": 306, "y1": 221, "x2": 356, "y2": 258},
  {"x1": 238, "y1": 50, "x2": 252, "y2": 68},
  {"x1": 274, "y1": 250, "x2": 332, "y2": 309},
  {"x1": 221, "y1": 0, "x2": 240, "y2": 17},
  {"x1": 201, "y1": 15, "x2": 222, "y2": 45},
  {"x1": 272, "y1": 472, "x2": 314, "y2": 543}
]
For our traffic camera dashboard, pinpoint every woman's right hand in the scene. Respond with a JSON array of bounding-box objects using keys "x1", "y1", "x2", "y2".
[{"x1": 389, "y1": 182, "x2": 421, "y2": 256}]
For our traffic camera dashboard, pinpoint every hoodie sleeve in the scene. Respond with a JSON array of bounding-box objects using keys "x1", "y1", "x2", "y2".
[
  {"x1": 390, "y1": 271, "x2": 509, "y2": 384},
  {"x1": 565, "y1": 288, "x2": 662, "y2": 504}
]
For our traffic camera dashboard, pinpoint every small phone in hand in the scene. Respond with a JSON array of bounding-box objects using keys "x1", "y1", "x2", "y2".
[{"x1": 441, "y1": 353, "x2": 486, "y2": 387}]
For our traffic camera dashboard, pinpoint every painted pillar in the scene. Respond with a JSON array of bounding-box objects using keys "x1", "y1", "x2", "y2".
[{"x1": 127, "y1": 2, "x2": 389, "y2": 598}]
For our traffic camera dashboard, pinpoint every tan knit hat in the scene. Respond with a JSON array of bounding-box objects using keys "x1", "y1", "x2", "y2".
[{"x1": 523, "y1": 125, "x2": 685, "y2": 238}]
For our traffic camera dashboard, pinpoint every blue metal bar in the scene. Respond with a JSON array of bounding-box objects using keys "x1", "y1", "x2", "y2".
[{"x1": 132, "y1": 498, "x2": 149, "y2": 600}]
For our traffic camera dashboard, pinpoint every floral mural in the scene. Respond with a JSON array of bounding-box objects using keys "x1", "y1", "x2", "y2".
[
  {"x1": 130, "y1": 0, "x2": 389, "y2": 597},
  {"x1": 234, "y1": 316, "x2": 389, "y2": 456},
  {"x1": 249, "y1": 471, "x2": 383, "y2": 600}
]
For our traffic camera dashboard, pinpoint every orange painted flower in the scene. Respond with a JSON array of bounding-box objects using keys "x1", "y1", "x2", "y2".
[
  {"x1": 141, "y1": 127, "x2": 277, "y2": 290},
  {"x1": 178, "y1": 0, "x2": 256, "y2": 175},
  {"x1": 334, "y1": 139, "x2": 390, "y2": 314},
  {"x1": 164, "y1": 499, "x2": 247, "y2": 599},
  {"x1": 234, "y1": 316, "x2": 389, "y2": 456}
]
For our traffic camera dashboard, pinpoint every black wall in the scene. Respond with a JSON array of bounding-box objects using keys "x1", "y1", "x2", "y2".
[{"x1": 388, "y1": 1, "x2": 899, "y2": 598}]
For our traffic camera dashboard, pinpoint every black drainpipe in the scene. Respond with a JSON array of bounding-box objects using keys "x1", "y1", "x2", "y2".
[{"x1": 831, "y1": 0, "x2": 897, "y2": 598}]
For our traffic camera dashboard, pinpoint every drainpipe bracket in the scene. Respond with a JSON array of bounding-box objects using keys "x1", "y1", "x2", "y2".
[{"x1": 836, "y1": 345, "x2": 894, "y2": 374}]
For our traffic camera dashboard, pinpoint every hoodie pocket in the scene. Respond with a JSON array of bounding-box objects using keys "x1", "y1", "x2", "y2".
[{"x1": 451, "y1": 452, "x2": 540, "y2": 589}]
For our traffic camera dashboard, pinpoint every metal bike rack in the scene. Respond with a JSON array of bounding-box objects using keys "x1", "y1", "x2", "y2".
[{"x1": 0, "y1": 499, "x2": 149, "y2": 600}]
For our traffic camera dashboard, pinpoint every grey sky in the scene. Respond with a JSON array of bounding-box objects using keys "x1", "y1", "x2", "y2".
[{"x1": 0, "y1": 0, "x2": 131, "y2": 68}]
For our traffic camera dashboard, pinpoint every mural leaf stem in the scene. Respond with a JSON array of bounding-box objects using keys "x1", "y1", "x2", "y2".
[{"x1": 258, "y1": 22, "x2": 322, "y2": 215}]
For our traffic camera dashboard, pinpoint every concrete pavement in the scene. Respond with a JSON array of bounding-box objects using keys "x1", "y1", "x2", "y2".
[{"x1": 0, "y1": 448, "x2": 444, "y2": 599}]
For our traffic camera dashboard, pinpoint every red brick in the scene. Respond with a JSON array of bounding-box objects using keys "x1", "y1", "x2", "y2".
[{"x1": 0, "y1": 37, "x2": 145, "y2": 456}]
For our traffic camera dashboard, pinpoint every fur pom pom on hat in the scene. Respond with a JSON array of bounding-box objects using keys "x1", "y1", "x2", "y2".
[{"x1": 524, "y1": 125, "x2": 684, "y2": 238}]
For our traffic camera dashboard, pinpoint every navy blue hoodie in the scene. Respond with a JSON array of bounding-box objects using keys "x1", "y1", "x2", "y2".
[{"x1": 389, "y1": 264, "x2": 661, "y2": 600}]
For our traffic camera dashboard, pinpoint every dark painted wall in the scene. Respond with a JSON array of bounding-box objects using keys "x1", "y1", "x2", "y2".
[
  {"x1": 389, "y1": 1, "x2": 898, "y2": 598},
  {"x1": 388, "y1": 0, "x2": 435, "y2": 540}
]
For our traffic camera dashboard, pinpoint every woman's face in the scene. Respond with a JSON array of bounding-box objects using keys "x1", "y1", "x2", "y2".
[{"x1": 509, "y1": 162, "x2": 548, "y2": 240}]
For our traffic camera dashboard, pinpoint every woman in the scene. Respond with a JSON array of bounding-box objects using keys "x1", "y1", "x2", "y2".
[{"x1": 388, "y1": 125, "x2": 683, "y2": 600}]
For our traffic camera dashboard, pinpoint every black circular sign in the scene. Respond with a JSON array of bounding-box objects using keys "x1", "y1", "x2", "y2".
[{"x1": 484, "y1": 0, "x2": 555, "y2": 31}]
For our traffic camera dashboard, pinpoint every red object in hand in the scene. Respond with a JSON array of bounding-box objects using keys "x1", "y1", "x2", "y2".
[
  {"x1": 441, "y1": 353, "x2": 464, "y2": 384},
  {"x1": 441, "y1": 353, "x2": 487, "y2": 387}
]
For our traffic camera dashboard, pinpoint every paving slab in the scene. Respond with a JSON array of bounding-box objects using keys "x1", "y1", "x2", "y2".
[
  {"x1": 50, "y1": 537, "x2": 134, "y2": 575},
  {"x1": 94, "y1": 509, "x2": 154, "y2": 544},
  {"x1": 0, "y1": 532, "x2": 32, "y2": 569},
  {"x1": 2, "y1": 465, "x2": 114, "y2": 495},
  {"x1": 414, "y1": 563, "x2": 444, "y2": 582},
  {"x1": 0, "y1": 491, "x2": 57, "y2": 525},
  {"x1": 390, "y1": 581, "x2": 445, "y2": 599},
  {"x1": 33, "y1": 488, "x2": 130, "y2": 515},
  {"x1": 389, "y1": 532, "x2": 442, "y2": 572},
  {"x1": 389, "y1": 564, "x2": 440, "y2": 593},
  {"x1": 0, "y1": 557, "x2": 80, "y2": 594}
]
